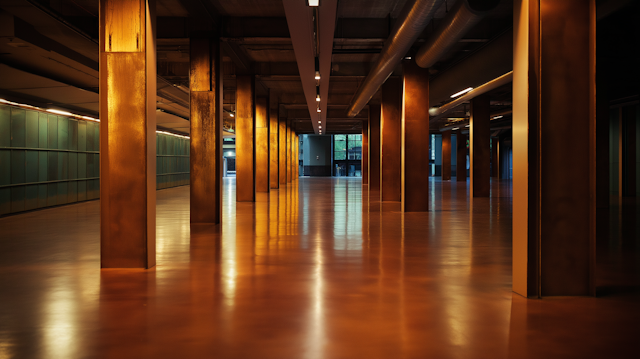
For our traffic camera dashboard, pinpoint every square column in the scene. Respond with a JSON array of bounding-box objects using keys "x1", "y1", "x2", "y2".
[
  {"x1": 286, "y1": 120, "x2": 292, "y2": 183},
  {"x1": 279, "y1": 116, "x2": 287, "y2": 185},
  {"x1": 380, "y1": 78, "x2": 402, "y2": 202},
  {"x1": 401, "y1": 61, "x2": 430, "y2": 211},
  {"x1": 236, "y1": 75, "x2": 256, "y2": 202},
  {"x1": 513, "y1": 0, "x2": 596, "y2": 297},
  {"x1": 362, "y1": 119, "x2": 369, "y2": 185},
  {"x1": 456, "y1": 132, "x2": 467, "y2": 181},
  {"x1": 369, "y1": 104, "x2": 381, "y2": 192},
  {"x1": 99, "y1": 0, "x2": 156, "y2": 268},
  {"x1": 442, "y1": 131, "x2": 452, "y2": 181},
  {"x1": 189, "y1": 36, "x2": 222, "y2": 224},
  {"x1": 255, "y1": 96, "x2": 269, "y2": 193},
  {"x1": 269, "y1": 93, "x2": 279, "y2": 189},
  {"x1": 470, "y1": 94, "x2": 491, "y2": 197}
]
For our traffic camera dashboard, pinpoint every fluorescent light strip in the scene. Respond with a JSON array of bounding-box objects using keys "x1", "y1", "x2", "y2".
[
  {"x1": 308, "y1": 0, "x2": 319, "y2": 6},
  {"x1": 450, "y1": 87, "x2": 473, "y2": 98}
]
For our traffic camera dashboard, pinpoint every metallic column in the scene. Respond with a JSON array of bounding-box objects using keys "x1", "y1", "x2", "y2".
[
  {"x1": 269, "y1": 94, "x2": 279, "y2": 189},
  {"x1": 513, "y1": 0, "x2": 596, "y2": 297},
  {"x1": 402, "y1": 61, "x2": 430, "y2": 211},
  {"x1": 255, "y1": 96, "x2": 269, "y2": 193},
  {"x1": 470, "y1": 94, "x2": 491, "y2": 197},
  {"x1": 362, "y1": 119, "x2": 369, "y2": 185},
  {"x1": 99, "y1": 0, "x2": 156, "y2": 268},
  {"x1": 456, "y1": 132, "x2": 467, "y2": 181},
  {"x1": 286, "y1": 120, "x2": 292, "y2": 183},
  {"x1": 380, "y1": 78, "x2": 402, "y2": 202},
  {"x1": 369, "y1": 104, "x2": 381, "y2": 192},
  {"x1": 189, "y1": 36, "x2": 222, "y2": 224},
  {"x1": 236, "y1": 75, "x2": 256, "y2": 202},
  {"x1": 279, "y1": 116, "x2": 287, "y2": 185},
  {"x1": 442, "y1": 131, "x2": 452, "y2": 180}
]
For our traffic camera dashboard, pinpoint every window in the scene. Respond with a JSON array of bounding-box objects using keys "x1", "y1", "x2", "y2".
[{"x1": 334, "y1": 135, "x2": 346, "y2": 160}]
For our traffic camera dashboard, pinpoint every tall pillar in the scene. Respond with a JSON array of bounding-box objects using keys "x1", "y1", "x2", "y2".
[
  {"x1": 286, "y1": 120, "x2": 292, "y2": 183},
  {"x1": 362, "y1": 119, "x2": 369, "y2": 185},
  {"x1": 513, "y1": 0, "x2": 595, "y2": 297},
  {"x1": 491, "y1": 137, "x2": 499, "y2": 178},
  {"x1": 269, "y1": 94, "x2": 279, "y2": 189},
  {"x1": 369, "y1": 104, "x2": 381, "y2": 192},
  {"x1": 380, "y1": 78, "x2": 402, "y2": 202},
  {"x1": 621, "y1": 106, "x2": 636, "y2": 197},
  {"x1": 442, "y1": 131, "x2": 452, "y2": 180},
  {"x1": 236, "y1": 75, "x2": 256, "y2": 202},
  {"x1": 470, "y1": 94, "x2": 491, "y2": 197},
  {"x1": 279, "y1": 116, "x2": 287, "y2": 185},
  {"x1": 189, "y1": 35, "x2": 222, "y2": 224},
  {"x1": 99, "y1": 0, "x2": 156, "y2": 268},
  {"x1": 402, "y1": 61, "x2": 430, "y2": 211},
  {"x1": 255, "y1": 96, "x2": 269, "y2": 193},
  {"x1": 294, "y1": 133, "x2": 299, "y2": 179},
  {"x1": 456, "y1": 132, "x2": 467, "y2": 181}
]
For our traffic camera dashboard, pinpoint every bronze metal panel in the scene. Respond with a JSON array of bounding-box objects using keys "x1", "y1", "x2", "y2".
[
  {"x1": 279, "y1": 117, "x2": 287, "y2": 185},
  {"x1": 269, "y1": 95, "x2": 279, "y2": 189},
  {"x1": 286, "y1": 121, "x2": 292, "y2": 183},
  {"x1": 442, "y1": 131, "x2": 451, "y2": 181},
  {"x1": 255, "y1": 97, "x2": 269, "y2": 192},
  {"x1": 470, "y1": 94, "x2": 491, "y2": 197},
  {"x1": 369, "y1": 104, "x2": 381, "y2": 191},
  {"x1": 236, "y1": 75, "x2": 256, "y2": 202},
  {"x1": 402, "y1": 61, "x2": 429, "y2": 212},
  {"x1": 456, "y1": 132, "x2": 467, "y2": 181},
  {"x1": 380, "y1": 78, "x2": 401, "y2": 202},
  {"x1": 189, "y1": 37, "x2": 212, "y2": 92},
  {"x1": 102, "y1": 0, "x2": 144, "y2": 53},
  {"x1": 362, "y1": 120, "x2": 369, "y2": 185}
]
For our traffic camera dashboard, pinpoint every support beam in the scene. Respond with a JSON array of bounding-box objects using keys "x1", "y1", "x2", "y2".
[
  {"x1": 369, "y1": 104, "x2": 381, "y2": 192},
  {"x1": 380, "y1": 78, "x2": 401, "y2": 202},
  {"x1": 99, "y1": 0, "x2": 156, "y2": 268},
  {"x1": 402, "y1": 61, "x2": 430, "y2": 211},
  {"x1": 513, "y1": 0, "x2": 596, "y2": 297},
  {"x1": 255, "y1": 96, "x2": 269, "y2": 192},
  {"x1": 362, "y1": 120, "x2": 369, "y2": 185},
  {"x1": 189, "y1": 35, "x2": 222, "y2": 224},
  {"x1": 236, "y1": 75, "x2": 256, "y2": 202},
  {"x1": 270, "y1": 93, "x2": 279, "y2": 189},
  {"x1": 456, "y1": 132, "x2": 467, "y2": 181},
  {"x1": 279, "y1": 116, "x2": 287, "y2": 185},
  {"x1": 442, "y1": 131, "x2": 452, "y2": 180},
  {"x1": 470, "y1": 94, "x2": 491, "y2": 197}
]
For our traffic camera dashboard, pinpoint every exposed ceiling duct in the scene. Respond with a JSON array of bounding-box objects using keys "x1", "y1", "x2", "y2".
[
  {"x1": 346, "y1": 0, "x2": 444, "y2": 118},
  {"x1": 415, "y1": 0, "x2": 500, "y2": 69}
]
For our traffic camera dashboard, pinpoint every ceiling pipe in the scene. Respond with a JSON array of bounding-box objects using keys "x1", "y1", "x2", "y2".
[
  {"x1": 415, "y1": 0, "x2": 500, "y2": 69},
  {"x1": 429, "y1": 71, "x2": 513, "y2": 117},
  {"x1": 346, "y1": 0, "x2": 444, "y2": 117}
]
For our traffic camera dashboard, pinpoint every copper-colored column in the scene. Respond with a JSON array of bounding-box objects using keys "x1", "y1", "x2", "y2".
[
  {"x1": 470, "y1": 94, "x2": 491, "y2": 197},
  {"x1": 99, "y1": 0, "x2": 156, "y2": 268},
  {"x1": 236, "y1": 75, "x2": 256, "y2": 202},
  {"x1": 491, "y1": 137, "x2": 499, "y2": 178},
  {"x1": 286, "y1": 121, "x2": 292, "y2": 183},
  {"x1": 269, "y1": 94, "x2": 279, "y2": 189},
  {"x1": 442, "y1": 131, "x2": 452, "y2": 181},
  {"x1": 279, "y1": 116, "x2": 287, "y2": 185},
  {"x1": 402, "y1": 61, "x2": 429, "y2": 211},
  {"x1": 456, "y1": 132, "x2": 467, "y2": 181},
  {"x1": 595, "y1": 76, "x2": 609, "y2": 208},
  {"x1": 362, "y1": 120, "x2": 369, "y2": 185},
  {"x1": 513, "y1": 0, "x2": 595, "y2": 297},
  {"x1": 380, "y1": 78, "x2": 401, "y2": 202},
  {"x1": 189, "y1": 36, "x2": 222, "y2": 224},
  {"x1": 294, "y1": 133, "x2": 299, "y2": 179},
  {"x1": 255, "y1": 96, "x2": 269, "y2": 193},
  {"x1": 369, "y1": 104, "x2": 381, "y2": 192}
]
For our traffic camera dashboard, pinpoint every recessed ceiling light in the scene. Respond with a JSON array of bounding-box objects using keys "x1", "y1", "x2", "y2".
[
  {"x1": 308, "y1": 0, "x2": 319, "y2": 6},
  {"x1": 450, "y1": 87, "x2": 473, "y2": 98}
]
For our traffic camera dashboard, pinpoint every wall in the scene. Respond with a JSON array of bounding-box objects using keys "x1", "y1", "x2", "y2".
[
  {"x1": 0, "y1": 104, "x2": 190, "y2": 216},
  {"x1": 303, "y1": 135, "x2": 331, "y2": 176}
]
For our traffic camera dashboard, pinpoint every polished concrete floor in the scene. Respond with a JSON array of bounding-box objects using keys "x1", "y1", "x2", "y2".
[{"x1": 0, "y1": 178, "x2": 638, "y2": 359}]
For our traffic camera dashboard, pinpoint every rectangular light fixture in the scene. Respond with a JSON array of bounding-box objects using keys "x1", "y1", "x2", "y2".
[
  {"x1": 450, "y1": 87, "x2": 473, "y2": 98},
  {"x1": 47, "y1": 109, "x2": 74, "y2": 116},
  {"x1": 492, "y1": 115, "x2": 503, "y2": 120},
  {"x1": 308, "y1": 0, "x2": 319, "y2": 6}
]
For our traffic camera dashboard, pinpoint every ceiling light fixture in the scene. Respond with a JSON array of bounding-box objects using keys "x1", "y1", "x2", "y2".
[
  {"x1": 316, "y1": 86, "x2": 321, "y2": 102},
  {"x1": 308, "y1": 0, "x2": 319, "y2": 6},
  {"x1": 450, "y1": 87, "x2": 473, "y2": 98},
  {"x1": 317, "y1": 108, "x2": 321, "y2": 113},
  {"x1": 451, "y1": 127, "x2": 459, "y2": 130},
  {"x1": 492, "y1": 115, "x2": 503, "y2": 120},
  {"x1": 230, "y1": 112, "x2": 235, "y2": 117},
  {"x1": 47, "y1": 109, "x2": 74, "y2": 116}
]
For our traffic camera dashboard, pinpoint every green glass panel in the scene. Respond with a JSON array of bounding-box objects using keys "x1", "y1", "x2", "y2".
[
  {"x1": 38, "y1": 113, "x2": 48, "y2": 148},
  {"x1": 57, "y1": 182, "x2": 67, "y2": 205},
  {"x1": 10, "y1": 108, "x2": 26, "y2": 148},
  {"x1": 47, "y1": 183, "x2": 57, "y2": 207},
  {"x1": 68, "y1": 152, "x2": 78, "y2": 180},
  {"x1": 86, "y1": 122, "x2": 95, "y2": 151},
  {"x1": 25, "y1": 184, "x2": 38, "y2": 211},
  {"x1": 67, "y1": 181, "x2": 77, "y2": 203},
  {"x1": 10, "y1": 186, "x2": 25, "y2": 213},
  {"x1": 48, "y1": 152, "x2": 58, "y2": 181},
  {"x1": 69, "y1": 119, "x2": 78, "y2": 150},
  {"x1": 94, "y1": 123, "x2": 100, "y2": 151},
  {"x1": 58, "y1": 117, "x2": 69, "y2": 150},
  {"x1": 78, "y1": 153, "x2": 87, "y2": 179},
  {"x1": 0, "y1": 150, "x2": 9, "y2": 186},
  {"x1": 38, "y1": 184, "x2": 47, "y2": 208},
  {"x1": 78, "y1": 121, "x2": 87, "y2": 151},
  {"x1": 38, "y1": 152, "x2": 47, "y2": 182},
  {"x1": 25, "y1": 111, "x2": 39, "y2": 148},
  {"x1": 58, "y1": 152, "x2": 68, "y2": 180},
  {"x1": 0, "y1": 188, "x2": 9, "y2": 215},
  {"x1": 48, "y1": 115, "x2": 58, "y2": 149},
  {"x1": 25, "y1": 151, "x2": 38, "y2": 183},
  {"x1": 77, "y1": 180, "x2": 86, "y2": 201},
  {"x1": 0, "y1": 105, "x2": 10, "y2": 147},
  {"x1": 86, "y1": 153, "x2": 94, "y2": 179},
  {"x1": 11, "y1": 150, "x2": 25, "y2": 184}
]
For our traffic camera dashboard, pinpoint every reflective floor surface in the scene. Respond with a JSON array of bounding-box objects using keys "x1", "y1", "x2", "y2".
[{"x1": 0, "y1": 178, "x2": 638, "y2": 358}]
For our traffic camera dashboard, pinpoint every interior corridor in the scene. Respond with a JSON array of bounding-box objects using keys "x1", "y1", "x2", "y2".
[{"x1": 0, "y1": 178, "x2": 638, "y2": 359}]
